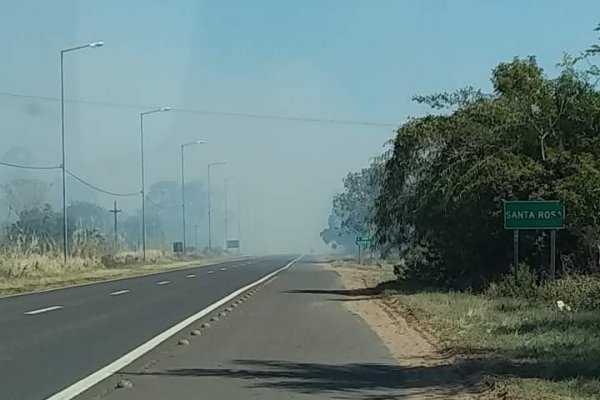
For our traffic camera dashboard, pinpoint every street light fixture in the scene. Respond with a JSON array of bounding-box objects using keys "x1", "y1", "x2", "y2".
[
  {"x1": 140, "y1": 107, "x2": 171, "y2": 261},
  {"x1": 207, "y1": 161, "x2": 226, "y2": 250},
  {"x1": 60, "y1": 40, "x2": 104, "y2": 263},
  {"x1": 181, "y1": 139, "x2": 205, "y2": 255}
]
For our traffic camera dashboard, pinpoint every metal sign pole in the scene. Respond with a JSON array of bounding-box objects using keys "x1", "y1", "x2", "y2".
[
  {"x1": 513, "y1": 230, "x2": 519, "y2": 284},
  {"x1": 550, "y1": 229, "x2": 556, "y2": 279},
  {"x1": 358, "y1": 244, "x2": 361, "y2": 265}
]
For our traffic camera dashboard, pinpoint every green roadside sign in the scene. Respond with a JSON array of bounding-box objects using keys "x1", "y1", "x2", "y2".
[
  {"x1": 355, "y1": 236, "x2": 372, "y2": 245},
  {"x1": 503, "y1": 200, "x2": 565, "y2": 230}
]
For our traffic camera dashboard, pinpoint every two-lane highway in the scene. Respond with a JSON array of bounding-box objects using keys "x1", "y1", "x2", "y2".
[{"x1": 0, "y1": 255, "x2": 297, "y2": 400}]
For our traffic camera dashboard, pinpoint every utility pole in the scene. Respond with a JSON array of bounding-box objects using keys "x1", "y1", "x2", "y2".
[
  {"x1": 194, "y1": 224, "x2": 199, "y2": 251},
  {"x1": 224, "y1": 177, "x2": 229, "y2": 247},
  {"x1": 140, "y1": 107, "x2": 171, "y2": 261},
  {"x1": 180, "y1": 140, "x2": 204, "y2": 255},
  {"x1": 207, "y1": 161, "x2": 226, "y2": 249},
  {"x1": 237, "y1": 199, "x2": 241, "y2": 254},
  {"x1": 60, "y1": 40, "x2": 104, "y2": 263},
  {"x1": 207, "y1": 165, "x2": 212, "y2": 250},
  {"x1": 109, "y1": 201, "x2": 122, "y2": 246}
]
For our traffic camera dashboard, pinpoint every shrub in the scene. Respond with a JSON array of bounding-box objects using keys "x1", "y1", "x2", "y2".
[
  {"x1": 399, "y1": 239, "x2": 446, "y2": 286},
  {"x1": 538, "y1": 275, "x2": 600, "y2": 310},
  {"x1": 486, "y1": 263, "x2": 540, "y2": 299}
]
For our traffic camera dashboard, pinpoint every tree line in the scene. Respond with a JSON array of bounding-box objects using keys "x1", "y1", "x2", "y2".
[
  {"x1": 323, "y1": 27, "x2": 600, "y2": 288},
  {"x1": 0, "y1": 177, "x2": 219, "y2": 254}
]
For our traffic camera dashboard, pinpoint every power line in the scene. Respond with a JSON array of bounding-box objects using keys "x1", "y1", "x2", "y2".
[
  {"x1": 66, "y1": 169, "x2": 140, "y2": 197},
  {"x1": 0, "y1": 161, "x2": 61, "y2": 170},
  {"x1": 0, "y1": 91, "x2": 398, "y2": 128}
]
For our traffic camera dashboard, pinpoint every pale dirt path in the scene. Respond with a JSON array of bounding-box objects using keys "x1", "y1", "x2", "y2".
[{"x1": 326, "y1": 262, "x2": 487, "y2": 399}]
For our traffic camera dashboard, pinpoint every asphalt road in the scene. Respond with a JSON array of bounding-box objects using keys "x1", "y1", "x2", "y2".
[
  {"x1": 76, "y1": 261, "x2": 412, "y2": 400},
  {"x1": 0, "y1": 255, "x2": 297, "y2": 400}
]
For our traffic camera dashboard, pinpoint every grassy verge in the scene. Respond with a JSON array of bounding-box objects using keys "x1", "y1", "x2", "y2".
[
  {"x1": 0, "y1": 251, "x2": 233, "y2": 297},
  {"x1": 388, "y1": 288, "x2": 600, "y2": 399}
]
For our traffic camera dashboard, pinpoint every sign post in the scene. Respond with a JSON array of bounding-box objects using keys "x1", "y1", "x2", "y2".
[
  {"x1": 513, "y1": 230, "x2": 519, "y2": 283},
  {"x1": 550, "y1": 230, "x2": 556, "y2": 279},
  {"x1": 503, "y1": 200, "x2": 565, "y2": 280},
  {"x1": 358, "y1": 244, "x2": 362, "y2": 265},
  {"x1": 355, "y1": 236, "x2": 372, "y2": 265}
]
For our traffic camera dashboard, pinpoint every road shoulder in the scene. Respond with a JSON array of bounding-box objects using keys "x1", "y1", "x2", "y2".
[{"x1": 327, "y1": 261, "x2": 486, "y2": 399}]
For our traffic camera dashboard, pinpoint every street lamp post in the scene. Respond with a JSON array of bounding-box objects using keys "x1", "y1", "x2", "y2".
[
  {"x1": 140, "y1": 107, "x2": 171, "y2": 261},
  {"x1": 224, "y1": 177, "x2": 229, "y2": 247},
  {"x1": 60, "y1": 40, "x2": 104, "y2": 263},
  {"x1": 181, "y1": 140, "x2": 205, "y2": 255},
  {"x1": 224, "y1": 175, "x2": 236, "y2": 249},
  {"x1": 207, "y1": 161, "x2": 226, "y2": 250}
]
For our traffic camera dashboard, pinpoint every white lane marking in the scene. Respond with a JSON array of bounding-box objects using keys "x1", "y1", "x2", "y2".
[
  {"x1": 220, "y1": 267, "x2": 227, "y2": 271},
  {"x1": 0, "y1": 257, "x2": 251, "y2": 300},
  {"x1": 45, "y1": 256, "x2": 302, "y2": 400},
  {"x1": 24, "y1": 305, "x2": 64, "y2": 315},
  {"x1": 109, "y1": 290, "x2": 130, "y2": 296},
  {"x1": 207, "y1": 270, "x2": 214, "y2": 274},
  {"x1": 186, "y1": 274, "x2": 196, "y2": 278},
  {"x1": 156, "y1": 281, "x2": 170, "y2": 286}
]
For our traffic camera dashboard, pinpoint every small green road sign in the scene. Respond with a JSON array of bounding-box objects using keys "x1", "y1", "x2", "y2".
[
  {"x1": 504, "y1": 200, "x2": 565, "y2": 230},
  {"x1": 355, "y1": 236, "x2": 372, "y2": 245}
]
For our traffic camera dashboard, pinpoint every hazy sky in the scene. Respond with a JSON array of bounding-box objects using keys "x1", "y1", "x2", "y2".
[{"x1": 1, "y1": 1, "x2": 599, "y2": 253}]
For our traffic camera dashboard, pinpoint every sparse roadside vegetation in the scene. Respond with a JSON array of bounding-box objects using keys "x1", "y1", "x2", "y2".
[
  {"x1": 0, "y1": 248, "x2": 233, "y2": 297},
  {"x1": 330, "y1": 261, "x2": 600, "y2": 400}
]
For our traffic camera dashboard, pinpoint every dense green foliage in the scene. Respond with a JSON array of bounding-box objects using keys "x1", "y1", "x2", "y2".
[
  {"x1": 325, "y1": 32, "x2": 600, "y2": 288},
  {"x1": 375, "y1": 55, "x2": 600, "y2": 286}
]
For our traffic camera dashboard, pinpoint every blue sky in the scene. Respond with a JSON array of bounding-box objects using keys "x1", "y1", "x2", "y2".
[{"x1": 1, "y1": 1, "x2": 599, "y2": 252}]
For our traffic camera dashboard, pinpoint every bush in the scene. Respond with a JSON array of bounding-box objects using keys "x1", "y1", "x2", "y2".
[
  {"x1": 485, "y1": 263, "x2": 540, "y2": 299},
  {"x1": 538, "y1": 275, "x2": 600, "y2": 310},
  {"x1": 399, "y1": 239, "x2": 446, "y2": 286}
]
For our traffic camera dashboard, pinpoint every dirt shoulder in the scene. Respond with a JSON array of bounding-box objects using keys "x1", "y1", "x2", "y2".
[{"x1": 327, "y1": 261, "x2": 488, "y2": 399}]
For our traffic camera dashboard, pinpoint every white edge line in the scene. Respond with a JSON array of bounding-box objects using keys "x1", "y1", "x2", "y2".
[
  {"x1": 45, "y1": 255, "x2": 302, "y2": 400},
  {"x1": 109, "y1": 290, "x2": 130, "y2": 296},
  {"x1": 24, "y1": 305, "x2": 64, "y2": 315}
]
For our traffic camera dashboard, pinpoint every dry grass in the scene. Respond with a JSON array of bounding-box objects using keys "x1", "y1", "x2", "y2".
[{"x1": 0, "y1": 248, "x2": 230, "y2": 297}]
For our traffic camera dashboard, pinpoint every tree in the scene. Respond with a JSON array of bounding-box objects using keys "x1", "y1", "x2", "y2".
[
  {"x1": 146, "y1": 180, "x2": 208, "y2": 247},
  {"x1": 67, "y1": 201, "x2": 110, "y2": 232},
  {"x1": 321, "y1": 160, "x2": 384, "y2": 252},
  {"x1": 4, "y1": 204, "x2": 74, "y2": 252},
  {"x1": 1, "y1": 178, "x2": 49, "y2": 211},
  {"x1": 374, "y1": 55, "x2": 600, "y2": 287}
]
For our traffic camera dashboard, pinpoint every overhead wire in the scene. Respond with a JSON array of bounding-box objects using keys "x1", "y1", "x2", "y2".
[
  {"x1": 0, "y1": 161, "x2": 61, "y2": 170},
  {"x1": 0, "y1": 91, "x2": 398, "y2": 128},
  {"x1": 66, "y1": 169, "x2": 141, "y2": 197},
  {"x1": 0, "y1": 162, "x2": 140, "y2": 197}
]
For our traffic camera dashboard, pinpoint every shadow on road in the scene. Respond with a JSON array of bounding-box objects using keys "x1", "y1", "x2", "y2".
[
  {"x1": 127, "y1": 359, "x2": 476, "y2": 399},
  {"x1": 284, "y1": 280, "x2": 406, "y2": 298}
]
